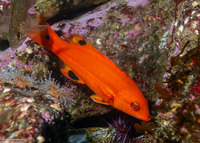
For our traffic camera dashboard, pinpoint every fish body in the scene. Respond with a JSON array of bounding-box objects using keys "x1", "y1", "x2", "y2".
[
  {"x1": 28, "y1": 15, "x2": 151, "y2": 121},
  {"x1": 8, "y1": 0, "x2": 33, "y2": 49}
]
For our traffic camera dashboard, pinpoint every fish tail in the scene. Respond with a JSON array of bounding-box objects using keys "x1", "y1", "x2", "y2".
[{"x1": 28, "y1": 14, "x2": 68, "y2": 52}]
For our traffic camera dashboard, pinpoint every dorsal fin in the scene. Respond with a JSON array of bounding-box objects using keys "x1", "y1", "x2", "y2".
[{"x1": 63, "y1": 34, "x2": 99, "y2": 52}]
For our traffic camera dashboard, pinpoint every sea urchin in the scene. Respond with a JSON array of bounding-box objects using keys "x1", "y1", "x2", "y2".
[{"x1": 106, "y1": 111, "x2": 144, "y2": 143}]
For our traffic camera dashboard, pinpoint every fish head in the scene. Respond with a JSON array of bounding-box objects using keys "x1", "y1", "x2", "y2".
[
  {"x1": 8, "y1": 22, "x2": 28, "y2": 49},
  {"x1": 113, "y1": 89, "x2": 151, "y2": 121}
]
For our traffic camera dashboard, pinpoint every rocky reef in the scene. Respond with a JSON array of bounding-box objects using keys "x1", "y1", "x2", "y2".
[{"x1": 0, "y1": 0, "x2": 199, "y2": 142}]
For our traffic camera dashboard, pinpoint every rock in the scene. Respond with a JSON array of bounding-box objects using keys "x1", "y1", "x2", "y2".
[{"x1": 0, "y1": 85, "x2": 69, "y2": 142}]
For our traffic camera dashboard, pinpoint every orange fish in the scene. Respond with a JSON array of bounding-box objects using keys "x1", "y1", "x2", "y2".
[{"x1": 28, "y1": 14, "x2": 151, "y2": 121}]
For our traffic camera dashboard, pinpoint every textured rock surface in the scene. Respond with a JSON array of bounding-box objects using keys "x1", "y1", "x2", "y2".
[
  {"x1": 34, "y1": 0, "x2": 110, "y2": 19},
  {"x1": 0, "y1": 0, "x2": 110, "y2": 41},
  {"x1": 0, "y1": 86, "x2": 69, "y2": 142}
]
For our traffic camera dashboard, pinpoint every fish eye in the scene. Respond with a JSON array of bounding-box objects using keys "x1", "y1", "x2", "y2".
[
  {"x1": 17, "y1": 32, "x2": 21, "y2": 40},
  {"x1": 130, "y1": 101, "x2": 139, "y2": 111}
]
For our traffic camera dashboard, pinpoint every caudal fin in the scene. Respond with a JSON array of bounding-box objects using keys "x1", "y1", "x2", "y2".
[{"x1": 27, "y1": 14, "x2": 66, "y2": 51}]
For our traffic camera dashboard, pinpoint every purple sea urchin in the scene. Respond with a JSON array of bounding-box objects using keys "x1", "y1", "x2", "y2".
[{"x1": 106, "y1": 112, "x2": 144, "y2": 143}]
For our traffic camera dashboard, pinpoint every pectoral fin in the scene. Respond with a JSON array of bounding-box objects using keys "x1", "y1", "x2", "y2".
[
  {"x1": 59, "y1": 60, "x2": 85, "y2": 84},
  {"x1": 90, "y1": 95, "x2": 109, "y2": 105}
]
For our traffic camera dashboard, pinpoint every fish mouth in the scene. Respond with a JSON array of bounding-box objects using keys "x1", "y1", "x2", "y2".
[
  {"x1": 136, "y1": 115, "x2": 151, "y2": 121},
  {"x1": 144, "y1": 115, "x2": 151, "y2": 121}
]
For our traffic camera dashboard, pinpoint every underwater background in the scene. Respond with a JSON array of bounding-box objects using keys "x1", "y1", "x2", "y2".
[{"x1": 0, "y1": 0, "x2": 200, "y2": 142}]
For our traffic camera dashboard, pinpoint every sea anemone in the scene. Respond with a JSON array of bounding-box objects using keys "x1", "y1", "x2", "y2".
[
  {"x1": 0, "y1": 67, "x2": 10, "y2": 85},
  {"x1": 105, "y1": 111, "x2": 144, "y2": 143},
  {"x1": 0, "y1": 66, "x2": 38, "y2": 89},
  {"x1": 39, "y1": 72, "x2": 75, "y2": 107},
  {"x1": 12, "y1": 69, "x2": 38, "y2": 89},
  {"x1": 40, "y1": 72, "x2": 62, "y2": 98},
  {"x1": 0, "y1": 66, "x2": 75, "y2": 107}
]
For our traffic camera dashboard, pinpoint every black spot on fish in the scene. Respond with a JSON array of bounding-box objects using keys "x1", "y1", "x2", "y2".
[
  {"x1": 68, "y1": 70, "x2": 79, "y2": 80},
  {"x1": 78, "y1": 38, "x2": 87, "y2": 46},
  {"x1": 45, "y1": 35, "x2": 50, "y2": 40}
]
